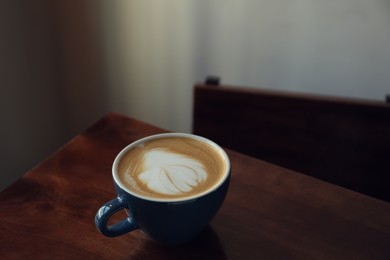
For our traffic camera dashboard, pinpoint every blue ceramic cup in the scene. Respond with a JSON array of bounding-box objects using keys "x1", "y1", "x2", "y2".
[{"x1": 95, "y1": 133, "x2": 231, "y2": 245}]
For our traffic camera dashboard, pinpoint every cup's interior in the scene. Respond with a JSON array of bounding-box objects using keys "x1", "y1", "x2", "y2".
[{"x1": 112, "y1": 133, "x2": 231, "y2": 202}]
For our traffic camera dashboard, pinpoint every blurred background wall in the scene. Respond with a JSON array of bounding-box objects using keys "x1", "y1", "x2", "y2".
[
  {"x1": 0, "y1": 0, "x2": 107, "y2": 191},
  {"x1": 1, "y1": 0, "x2": 389, "y2": 191}
]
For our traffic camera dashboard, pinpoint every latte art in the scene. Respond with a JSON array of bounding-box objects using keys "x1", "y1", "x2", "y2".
[
  {"x1": 117, "y1": 135, "x2": 227, "y2": 200},
  {"x1": 138, "y1": 149, "x2": 207, "y2": 195}
]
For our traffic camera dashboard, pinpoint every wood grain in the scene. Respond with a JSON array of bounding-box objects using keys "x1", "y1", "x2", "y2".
[{"x1": 0, "y1": 112, "x2": 389, "y2": 259}]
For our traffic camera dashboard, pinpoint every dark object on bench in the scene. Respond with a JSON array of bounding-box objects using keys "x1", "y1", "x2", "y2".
[{"x1": 193, "y1": 80, "x2": 390, "y2": 202}]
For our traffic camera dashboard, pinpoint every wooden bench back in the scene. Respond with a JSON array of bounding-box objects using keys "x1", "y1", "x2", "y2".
[{"x1": 193, "y1": 83, "x2": 390, "y2": 202}]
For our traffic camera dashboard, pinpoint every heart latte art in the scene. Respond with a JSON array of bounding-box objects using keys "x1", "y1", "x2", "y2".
[
  {"x1": 138, "y1": 149, "x2": 207, "y2": 195},
  {"x1": 117, "y1": 136, "x2": 226, "y2": 200}
]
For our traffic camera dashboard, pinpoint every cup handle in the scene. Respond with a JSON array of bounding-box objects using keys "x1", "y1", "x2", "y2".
[{"x1": 95, "y1": 197, "x2": 138, "y2": 237}]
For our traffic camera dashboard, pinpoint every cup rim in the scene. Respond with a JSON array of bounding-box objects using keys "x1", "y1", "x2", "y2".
[{"x1": 112, "y1": 133, "x2": 231, "y2": 202}]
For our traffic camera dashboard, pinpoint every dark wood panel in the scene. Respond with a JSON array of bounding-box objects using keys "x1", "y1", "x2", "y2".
[{"x1": 193, "y1": 84, "x2": 390, "y2": 202}]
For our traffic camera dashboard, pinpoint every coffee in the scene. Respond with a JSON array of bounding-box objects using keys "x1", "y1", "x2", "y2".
[
  {"x1": 117, "y1": 136, "x2": 227, "y2": 200},
  {"x1": 97, "y1": 133, "x2": 231, "y2": 242}
]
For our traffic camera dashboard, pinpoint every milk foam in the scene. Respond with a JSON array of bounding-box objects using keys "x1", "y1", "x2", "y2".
[{"x1": 138, "y1": 148, "x2": 207, "y2": 195}]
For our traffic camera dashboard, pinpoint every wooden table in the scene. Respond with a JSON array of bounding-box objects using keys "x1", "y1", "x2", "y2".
[{"x1": 1, "y1": 113, "x2": 389, "y2": 259}]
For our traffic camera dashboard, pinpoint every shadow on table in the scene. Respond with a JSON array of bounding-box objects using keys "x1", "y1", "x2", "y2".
[{"x1": 128, "y1": 226, "x2": 227, "y2": 259}]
